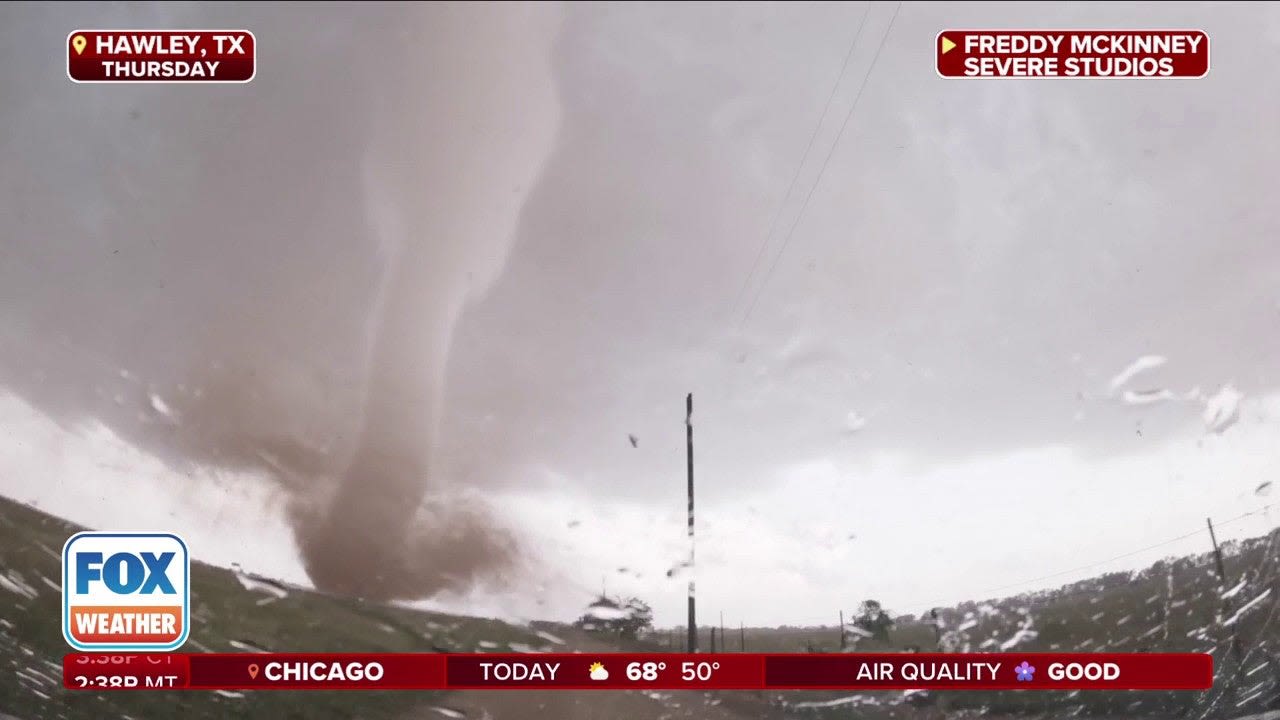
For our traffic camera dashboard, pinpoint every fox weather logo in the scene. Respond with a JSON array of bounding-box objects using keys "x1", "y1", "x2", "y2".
[{"x1": 62, "y1": 532, "x2": 190, "y2": 651}]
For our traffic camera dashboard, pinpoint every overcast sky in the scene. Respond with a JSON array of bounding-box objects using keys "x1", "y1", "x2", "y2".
[{"x1": 2, "y1": 2, "x2": 1279, "y2": 626}]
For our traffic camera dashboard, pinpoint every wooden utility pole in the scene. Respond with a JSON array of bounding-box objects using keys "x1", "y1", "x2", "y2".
[
  {"x1": 839, "y1": 610, "x2": 847, "y2": 651},
  {"x1": 1207, "y1": 517, "x2": 1244, "y2": 664},
  {"x1": 740, "y1": 622, "x2": 745, "y2": 652},
  {"x1": 1207, "y1": 518, "x2": 1228, "y2": 582},
  {"x1": 686, "y1": 393, "x2": 697, "y2": 653},
  {"x1": 710, "y1": 627, "x2": 717, "y2": 653},
  {"x1": 720, "y1": 612, "x2": 725, "y2": 654}
]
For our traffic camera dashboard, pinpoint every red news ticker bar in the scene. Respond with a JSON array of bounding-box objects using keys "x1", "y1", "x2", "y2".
[
  {"x1": 67, "y1": 30, "x2": 256, "y2": 83},
  {"x1": 936, "y1": 30, "x2": 1209, "y2": 78},
  {"x1": 65, "y1": 653, "x2": 1212, "y2": 691}
]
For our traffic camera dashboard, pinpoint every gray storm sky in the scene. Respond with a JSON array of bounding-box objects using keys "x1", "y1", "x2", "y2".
[
  {"x1": 3, "y1": 2, "x2": 1279, "y2": 625},
  {"x1": 442, "y1": 1, "x2": 1280, "y2": 498}
]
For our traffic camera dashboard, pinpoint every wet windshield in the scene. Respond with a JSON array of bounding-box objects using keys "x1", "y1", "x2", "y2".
[{"x1": 2, "y1": 2, "x2": 1278, "y2": 719}]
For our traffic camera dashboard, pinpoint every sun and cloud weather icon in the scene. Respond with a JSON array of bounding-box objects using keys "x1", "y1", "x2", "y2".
[
  {"x1": 1015, "y1": 661, "x2": 1036, "y2": 682},
  {"x1": 589, "y1": 662, "x2": 609, "y2": 681}
]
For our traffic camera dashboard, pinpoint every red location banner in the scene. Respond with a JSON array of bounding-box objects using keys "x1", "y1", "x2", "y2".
[
  {"x1": 936, "y1": 30, "x2": 1209, "y2": 78},
  {"x1": 64, "y1": 653, "x2": 441, "y2": 690},
  {"x1": 187, "y1": 653, "x2": 443, "y2": 690},
  {"x1": 63, "y1": 652, "x2": 1213, "y2": 691},
  {"x1": 67, "y1": 30, "x2": 256, "y2": 83}
]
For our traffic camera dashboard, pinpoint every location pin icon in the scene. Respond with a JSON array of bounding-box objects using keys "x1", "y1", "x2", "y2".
[
  {"x1": 72, "y1": 35, "x2": 87, "y2": 56},
  {"x1": 248, "y1": 664, "x2": 260, "y2": 680}
]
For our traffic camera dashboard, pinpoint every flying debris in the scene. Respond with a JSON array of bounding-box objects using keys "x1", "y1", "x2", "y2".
[
  {"x1": 0, "y1": 571, "x2": 38, "y2": 600},
  {"x1": 1108, "y1": 355, "x2": 1168, "y2": 394},
  {"x1": 844, "y1": 411, "x2": 868, "y2": 433},
  {"x1": 1256, "y1": 481, "x2": 1272, "y2": 497},
  {"x1": 533, "y1": 630, "x2": 564, "y2": 646},
  {"x1": 1220, "y1": 578, "x2": 1248, "y2": 600},
  {"x1": 666, "y1": 560, "x2": 692, "y2": 579},
  {"x1": 228, "y1": 639, "x2": 269, "y2": 653},
  {"x1": 788, "y1": 695, "x2": 881, "y2": 710},
  {"x1": 231, "y1": 564, "x2": 290, "y2": 601},
  {"x1": 999, "y1": 627, "x2": 1039, "y2": 650},
  {"x1": 148, "y1": 391, "x2": 178, "y2": 422},
  {"x1": 998, "y1": 611, "x2": 1038, "y2": 650},
  {"x1": 1222, "y1": 588, "x2": 1272, "y2": 626},
  {"x1": 584, "y1": 600, "x2": 640, "y2": 622},
  {"x1": 213, "y1": 690, "x2": 245, "y2": 699},
  {"x1": 628, "y1": 434, "x2": 638, "y2": 448}
]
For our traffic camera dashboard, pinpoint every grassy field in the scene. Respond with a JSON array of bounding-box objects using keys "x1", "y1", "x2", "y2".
[
  {"x1": 2, "y1": 492, "x2": 1278, "y2": 719},
  {"x1": 0, "y1": 495, "x2": 792, "y2": 720},
  {"x1": 0, "y1": 496, "x2": 635, "y2": 719},
  {"x1": 660, "y1": 530, "x2": 1280, "y2": 719}
]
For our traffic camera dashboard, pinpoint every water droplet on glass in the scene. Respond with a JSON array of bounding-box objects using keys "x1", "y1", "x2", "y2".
[
  {"x1": 1108, "y1": 355, "x2": 1167, "y2": 394},
  {"x1": 1203, "y1": 384, "x2": 1243, "y2": 434}
]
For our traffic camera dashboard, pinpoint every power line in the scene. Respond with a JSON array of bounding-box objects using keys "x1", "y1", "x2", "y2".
[
  {"x1": 741, "y1": 0, "x2": 903, "y2": 327},
  {"x1": 992, "y1": 505, "x2": 1273, "y2": 597},
  {"x1": 906, "y1": 504, "x2": 1275, "y2": 612},
  {"x1": 728, "y1": 2, "x2": 873, "y2": 323},
  {"x1": 1193, "y1": 527, "x2": 1280, "y2": 718}
]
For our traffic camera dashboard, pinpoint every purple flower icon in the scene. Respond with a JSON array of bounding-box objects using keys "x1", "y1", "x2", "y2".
[{"x1": 1015, "y1": 661, "x2": 1036, "y2": 682}]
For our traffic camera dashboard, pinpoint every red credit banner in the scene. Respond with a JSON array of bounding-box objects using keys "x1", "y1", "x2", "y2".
[
  {"x1": 64, "y1": 653, "x2": 1212, "y2": 691},
  {"x1": 67, "y1": 30, "x2": 256, "y2": 83},
  {"x1": 936, "y1": 30, "x2": 1209, "y2": 78}
]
